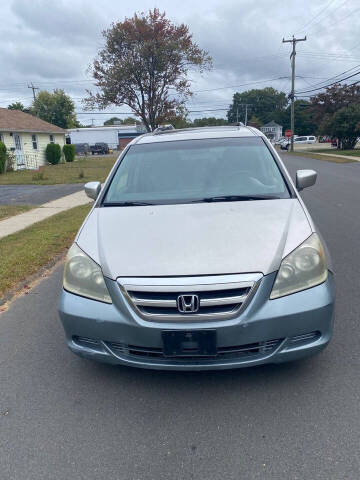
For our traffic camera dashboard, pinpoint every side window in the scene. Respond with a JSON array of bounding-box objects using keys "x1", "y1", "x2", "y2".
[
  {"x1": 0, "y1": 133, "x2": 3, "y2": 143},
  {"x1": 49, "y1": 134, "x2": 55, "y2": 144},
  {"x1": 32, "y1": 134, "x2": 38, "y2": 150}
]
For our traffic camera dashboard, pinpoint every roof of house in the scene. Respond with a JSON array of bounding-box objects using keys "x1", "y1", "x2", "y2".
[
  {"x1": 0, "y1": 108, "x2": 65, "y2": 134},
  {"x1": 260, "y1": 120, "x2": 282, "y2": 128}
]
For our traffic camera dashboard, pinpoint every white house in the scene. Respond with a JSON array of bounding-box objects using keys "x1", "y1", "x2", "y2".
[
  {"x1": 260, "y1": 121, "x2": 283, "y2": 142},
  {"x1": 0, "y1": 108, "x2": 65, "y2": 169}
]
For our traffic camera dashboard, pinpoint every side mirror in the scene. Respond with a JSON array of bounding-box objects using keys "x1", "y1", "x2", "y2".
[
  {"x1": 296, "y1": 169, "x2": 317, "y2": 191},
  {"x1": 84, "y1": 181, "x2": 101, "y2": 200}
]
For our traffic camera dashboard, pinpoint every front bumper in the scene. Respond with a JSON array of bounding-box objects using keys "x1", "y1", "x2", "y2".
[{"x1": 58, "y1": 271, "x2": 335, "y2": 370}]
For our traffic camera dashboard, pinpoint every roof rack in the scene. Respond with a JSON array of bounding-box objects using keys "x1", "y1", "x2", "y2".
[
  {"x1": 152, "y1": 124, "x2": 175, "y2": 135},
  {"x1": 228, "y1": 122, "x2": 245, "y2": 127}
]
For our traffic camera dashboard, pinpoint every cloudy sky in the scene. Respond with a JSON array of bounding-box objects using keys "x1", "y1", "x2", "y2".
[{"x1": 1, "y1": 0, "x2": 359, "y2": 125}]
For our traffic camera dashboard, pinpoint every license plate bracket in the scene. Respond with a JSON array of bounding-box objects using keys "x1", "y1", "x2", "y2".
[{"x1": 162, "y1": 330, "x2": 217, "y2": 357}]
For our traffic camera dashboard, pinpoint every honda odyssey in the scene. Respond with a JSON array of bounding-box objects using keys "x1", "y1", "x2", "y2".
[{"x1": 58, "y1": 125, "x2": 335, "y2": 370}]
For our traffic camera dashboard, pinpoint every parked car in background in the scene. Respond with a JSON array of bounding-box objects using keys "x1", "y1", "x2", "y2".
[
  {"x1": 90, "y1": 142, "x2": 110, "y2": 155},
  {"x1": 59, "y1": 125, "x2": 334, "y2": 371},
  {"x1": 74, "y1": 143, "x2": 90, "y2": 155},
  {"x1": 294, "y1": 136, "x2": 316, "y2": 144},
  {"x1": 280, "y1": 136, "x2": 317, "y2": 150},
  {"x1": 280, "y1": 138, "x2": 290, "y2": 150}
]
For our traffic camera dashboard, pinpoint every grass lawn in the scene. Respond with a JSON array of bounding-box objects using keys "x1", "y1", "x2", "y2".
[
  {"x1": 0, "y1": 203, "x2": 91, "y2": 299},
  {"x1": 0, "y1": 205, "x2": 35, "y2": 221},
  {"x1": 0, "y1": 154, "x2": 117, "y2": 185},
  {"x1": 309, "y1": 148, "x2": 360, "y2": 157}
]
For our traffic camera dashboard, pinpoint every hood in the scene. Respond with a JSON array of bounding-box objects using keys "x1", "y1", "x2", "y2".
[{"x1": 77, "y1": 199, "x2": 312, "y2": 279}]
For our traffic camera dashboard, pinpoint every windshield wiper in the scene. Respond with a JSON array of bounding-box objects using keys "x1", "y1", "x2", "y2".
[
  {"x1": 103, "y1": 201, "x2": 155, "y2": 207},
  {"x1": 191, "y1": 195, "x2": 281, "y2": 203}
]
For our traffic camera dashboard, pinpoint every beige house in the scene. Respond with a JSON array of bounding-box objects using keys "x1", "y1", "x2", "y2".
[{"x1": 0, "y1": 108, "x2": 65, "y2": 169}]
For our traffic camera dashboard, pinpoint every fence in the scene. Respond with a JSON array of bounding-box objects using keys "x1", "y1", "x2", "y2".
[{"x1": 6, "y1": 152, "x2": 41, "y2": 171}]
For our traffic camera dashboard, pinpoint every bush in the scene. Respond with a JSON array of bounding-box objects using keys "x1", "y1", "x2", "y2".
[
  {"x1": 45, "y1": 143, "x2": 62, "y2": 165},
  {"x1": 5, "y1": 152, "x2": 16, "y2": 172},
  {"x1": 0, "y1": 142, "x2": 6, "y2": 174},
  {"x1": 63, "y1": 144, "x2": 75, "y2": 162}
]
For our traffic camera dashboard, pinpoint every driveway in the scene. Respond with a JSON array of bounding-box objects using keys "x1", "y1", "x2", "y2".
[
  {"x1": 0, "y1": 154, "x2": 359, "y2": 479},
  {"x1": 0, "y1": 184, "x2": 83, "y2": 205}
]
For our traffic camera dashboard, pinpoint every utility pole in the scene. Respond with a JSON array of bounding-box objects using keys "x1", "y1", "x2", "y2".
[
  {"x1": 235, "y1": 104, "x2": 251, "y2": 125},
  {"x1": 244, "y1": 104, "x2": 251, "y2": 126},
  {"x1": 282, "y1": 35, "x2": 306, "y2": 151},
  {"x1": 28, "y1": 82, "x2": 39, "y2": 101}
]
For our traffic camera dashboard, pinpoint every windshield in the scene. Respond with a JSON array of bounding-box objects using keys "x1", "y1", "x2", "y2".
[{"x1": 103, "y1": 137, "x2": 290, "y2": 205}]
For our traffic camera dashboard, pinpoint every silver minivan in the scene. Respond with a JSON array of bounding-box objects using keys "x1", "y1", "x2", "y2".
[{"x1": 58, "y1": 126, "x2": 335, "y2": 370}]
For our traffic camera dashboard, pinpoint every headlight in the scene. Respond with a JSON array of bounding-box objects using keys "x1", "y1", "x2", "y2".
[
  {"x1": 63, "y1": 244, "x2": 112, "y2": 304},
  {"x1": 270, "y1": 233, "x2": 327, "y2": 299}
]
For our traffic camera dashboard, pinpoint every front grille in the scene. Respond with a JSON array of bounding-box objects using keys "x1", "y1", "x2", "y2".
[
  {"x1": 105, "y1": 338, "x2": 282, "y2": 362},
  {"x1": 118, "y1": 273, "x2": 262, "y2": 322}
]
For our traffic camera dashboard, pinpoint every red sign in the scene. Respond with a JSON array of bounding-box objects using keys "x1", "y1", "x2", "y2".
[{"x1": 285, "y1": 129, "x2": 293, "y2": 138}]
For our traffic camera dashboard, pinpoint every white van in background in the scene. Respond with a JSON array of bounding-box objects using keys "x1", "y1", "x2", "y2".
[{"x1": 294, "y1": 136, "x2": 316, "y2": 144}]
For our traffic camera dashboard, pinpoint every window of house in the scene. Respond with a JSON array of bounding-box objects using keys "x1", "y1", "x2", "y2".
[
  {"x1": 49, "y1": 134, "x2": 55, "y2": 143},
  {"x1": 0, "y1": 133, "x2": 3, "y2": 143},
  {"x1": 32, "y1": 134, "x2": 38, "y2": 150}
]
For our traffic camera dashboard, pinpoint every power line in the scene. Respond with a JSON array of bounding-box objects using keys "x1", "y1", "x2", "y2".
[
  {"x1": 295, "y1": 0, "x2": 338, "y2": 34},
  {"x1": 295, "y1": 64, "x2": 360, "y2": 91},
  {"x1": 307, "y1": 3, "x2": 359, "y2": 34},
  {"x1": 303, "y1": 0, "x2": 350, "y2": 34},
  {"x1": 295, "y1": 68, "x2": 360, "y2": 94},
  {"x1": 177, "y1": 76, "x2": 290, "y2": 95}
]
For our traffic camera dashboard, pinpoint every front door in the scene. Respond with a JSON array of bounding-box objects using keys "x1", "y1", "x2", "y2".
[{"x1": 13, "y1": 134, "x2": 25, "y2": 168}]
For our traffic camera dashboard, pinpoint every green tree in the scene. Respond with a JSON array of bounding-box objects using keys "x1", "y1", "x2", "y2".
[
  {"x1": 85, "y1": 8, "x2": 212, "y2": 131},
  {"x1": 32, "y1": 89, "x2": 79, "y2": 128},
  {"x1": 192, "y1": 117, "x2": 228, "y2": 127},
  {"x1": 8, "y1": 102, "x2": 30, "y2": 113},
  {"x1": 170, "y1": 115, "x2": 190, "y2": 129},
  {"x1": 310, "y1": 83, "x2": 360, "y2": 124},
  {"x1": 227, "y1": 88, "x2": 288, "y2": 124},
  {"x1": 122, "y1": 116, "x2": 141, "y2": 125},
  {"x1": 104, "y1": 117, "x2": 121, "y2": 125},
  {"x1": 104, "y1": 116, "x2": 141, "y2": 126},
  {"x1": 319, "y1": 104, "x2": 360, "y2": 149},
  {"x1": 247, "y1": 115, "x2": 262, "y2": 128}
]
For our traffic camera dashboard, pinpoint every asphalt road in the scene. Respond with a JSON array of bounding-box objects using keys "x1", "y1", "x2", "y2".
[
  {"x1": 1, "y1": 154, "x2": 360, "y2": 480},
  {"x1": 0, "y1": 184, "x2": 83, "y2": 205}
]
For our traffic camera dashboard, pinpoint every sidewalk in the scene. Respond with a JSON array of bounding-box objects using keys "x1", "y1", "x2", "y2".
[
  {"x1": 308, "y1": 152, "x2": 360, "y2": 161},
  {"x1": 0, "y1": 189, "x2": 92, "y2": 239}
]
